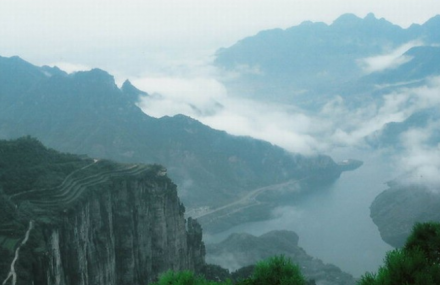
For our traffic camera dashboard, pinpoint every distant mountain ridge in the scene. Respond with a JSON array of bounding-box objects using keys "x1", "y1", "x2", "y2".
[
  {"x1": 215, "y1": 13, "x2": 440, "y2": 107},
  {"x1": 212, "y1": 13, "x2": 440, "y2": 250},
  {"x1": 0, "y1": 55, "x2": 344, "y2": 233}
]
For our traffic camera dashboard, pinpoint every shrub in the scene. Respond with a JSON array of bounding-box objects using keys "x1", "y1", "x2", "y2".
[
  {"x1": 358, "y1": 222, "x2": 440, "y2": 285},
  {"x1": 151, "y1": 270, "x2": 230, "y2": 285},
  {"x1": 236, "y1": 255, "x2": 306, "y2": 285}
]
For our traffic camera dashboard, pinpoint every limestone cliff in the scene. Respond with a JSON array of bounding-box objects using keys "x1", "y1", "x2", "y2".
[
  {"x1": 370, "y1": 182, "x2": 440, "y2": 248},
  {"x1": 0, "y1": 138, "x2": 205, "y2": 285}
]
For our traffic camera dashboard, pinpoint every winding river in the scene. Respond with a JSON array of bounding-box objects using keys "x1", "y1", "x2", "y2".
[{"x1": 204, "y1": 148, "x2": 395, "y2": 277}]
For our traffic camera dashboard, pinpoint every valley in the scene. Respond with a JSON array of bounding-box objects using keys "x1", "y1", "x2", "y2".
[{"x1": 1, "y1": 5, "x2": 440, "y2": 284}]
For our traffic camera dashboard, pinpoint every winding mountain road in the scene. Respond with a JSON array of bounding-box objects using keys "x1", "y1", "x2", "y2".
[{"x1": 188, "y1": 176, "x2": 309, "y2": 220}]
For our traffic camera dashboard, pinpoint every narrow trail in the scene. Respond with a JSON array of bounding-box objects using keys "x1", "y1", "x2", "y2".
[
  {"x1": 12, "y1": 161, "x2": 145, "y2": 209},
  {"x1": 2, "y1": 220, "x2": 34, "y2": 285},
  {"x1": 10, "y1": 160, "x2": 99, "y2": 200},
  {"x1": 189, "y1": 176, "x2": 309, "y2": 220}
]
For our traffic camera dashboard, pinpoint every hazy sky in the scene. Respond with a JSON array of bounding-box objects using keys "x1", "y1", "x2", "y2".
[
  {"x1": 1, "y1": 0, "x2": 439, "y2": 76},
  {"x1": 1, "y1": 0, "x2": 439, "y2": 159}
]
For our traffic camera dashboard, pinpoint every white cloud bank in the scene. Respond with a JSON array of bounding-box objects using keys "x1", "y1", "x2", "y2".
[
  {"x1": 50, "y1": 62, "x2": 91, "y2": 74},
  {"x1": 132, "y1": 62, "x2": 440, "y2": 155},
  {"x1": 359, "y1": 41, "x2": 422, "y2": 73}
]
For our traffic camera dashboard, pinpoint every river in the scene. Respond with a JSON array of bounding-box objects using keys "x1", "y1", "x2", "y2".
[{"x1": 204, "y1": 148, "x2": 395, "y2": 277}]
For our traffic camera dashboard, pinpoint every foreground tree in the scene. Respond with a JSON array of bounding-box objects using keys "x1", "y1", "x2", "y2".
[
  {"x1": 236, "y1": 255, "x2": 306, "y2": 285},
  {"x1": 152, "y1": 255, "x2": 306, "y2": 285},
  {"x1": 358, "y1": 222, "x2": 440, "y2": 285},
  {"x1": 151, "y1": 270, "x2": 231, "y2": 285}
]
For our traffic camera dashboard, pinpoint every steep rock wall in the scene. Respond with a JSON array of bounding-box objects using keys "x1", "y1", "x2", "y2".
[{"x1": 9, "y1": 170, "x2": 204, "y2": 285}]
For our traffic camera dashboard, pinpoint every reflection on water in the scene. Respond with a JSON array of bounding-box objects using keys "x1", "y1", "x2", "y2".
[{"x1": 204, "y1": 148, "x2": 395, "y2": 277}]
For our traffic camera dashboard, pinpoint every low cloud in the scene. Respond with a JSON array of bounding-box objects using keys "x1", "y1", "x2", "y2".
[
  {"x1": 50, "y1": 62, "x2": 91, "y2": 73},
  {"x1": 133, "y1": 72, "x2": 327, "y2": 154},
  {"x1": 130, "y1": 57, "x2": 440, "y2": 193},
  {"x1": 134, "y1": 76, "x2": 226, "y2": 118},
  {"x1": 359, "y1": 41, "x2": 422, "y2": 73},
  {"x1": 397, "y1": 121, "x2": 440, "y2": 188}
]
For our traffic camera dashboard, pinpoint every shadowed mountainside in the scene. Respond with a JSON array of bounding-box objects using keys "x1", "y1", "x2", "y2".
[
  {"x1": 0, "y1": 137, "x2": 205, "y2": 285},
  {"x1": 0, "y1": 55, "x2": 344, "y2": 233}
]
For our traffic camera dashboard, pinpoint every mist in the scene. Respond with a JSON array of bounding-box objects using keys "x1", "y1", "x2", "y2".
[
  {"x1": 130, "y1": 51, "x2": 440, "y2": 277},
  {"x1": 2, "y1": 1, "x2": 440, "y2": 283}
]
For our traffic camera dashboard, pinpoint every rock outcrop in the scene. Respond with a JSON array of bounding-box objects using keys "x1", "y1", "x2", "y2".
[
  {"x1": 370, "y1": 182, "x2": 440, "y2": 248},
  {"x1": 0, "y1": 138, "x2": 204, "y2": 285},
  {"x1": 206, "y1": 230, "x2": 356, "y2": 285},
  {"x1": 0, "y1": 55, "x2": 344, "y2": 234}
]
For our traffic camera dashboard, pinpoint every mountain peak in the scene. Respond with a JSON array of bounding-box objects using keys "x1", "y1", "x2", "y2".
[
  {"x1": 423, "y1": 14, "x2": 440, "y2": 28},
  {"x1": 365, "y1": 12, "x2": 377, "y2": 20},
  {"x1": 72, "y1": 68, "x2": 116, "y2": 86},
  {"x1": 332, "y1": 13, "x2": 363, "y2": 26},
  {"x1": 121, "y1": 80, "x2": 148, "y2": 102}
]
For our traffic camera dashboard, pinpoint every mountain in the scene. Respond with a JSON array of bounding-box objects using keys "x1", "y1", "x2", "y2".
[
  {"x1": 214, "y1": 14, "x2": 440, "y2": 108},
  {"x1": 367, "y1": 107, "x2": 440, "y2": 149},
  {"x1": 363, "y1": 46, "x2": 440, "y2": 84},
  {"x1": 0, "y1": 55, "x2": 344, "y2": 233},
  {"x1": 370, "y1": 181, "x2": 440, "y2": 248},
  {"x1": 0, "y1": 137, "x2": 205, "y2": 284},
  {"x1": 206, "y1": 230, "x2": 355, "y2": 285}
]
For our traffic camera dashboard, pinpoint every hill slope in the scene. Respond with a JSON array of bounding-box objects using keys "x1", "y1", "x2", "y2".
[
  {"x1": 206, "y1": 230, "x2": 355, "y2": 285},
  {"x1": 0, "y1": 137, "x2": 205, "y2": 284},
  {"x1": 0, "y1": 55, "x2": 344, "y2": 232}
]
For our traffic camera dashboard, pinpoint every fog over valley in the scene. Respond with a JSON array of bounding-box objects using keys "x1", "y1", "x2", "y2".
[{"x1": 1, "y1": 1, "x2": 440, "y2": 285}]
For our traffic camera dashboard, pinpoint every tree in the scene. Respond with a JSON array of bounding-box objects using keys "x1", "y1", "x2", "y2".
[
  {"x1": 404, "y1": 222, "x2": 440, "y2": 264},
  {"x1": 236, "y1": 255, "x2": 306, "y2": 285},
  {"x1": 358, "y1": 222, "x2": 440, "y2": 285},
  {"x1": 151, "y1": 256, "x2": 306, "y2": 285},
  {"x1": 151, "y1": 270, "x2": 230, "y2": 285}
]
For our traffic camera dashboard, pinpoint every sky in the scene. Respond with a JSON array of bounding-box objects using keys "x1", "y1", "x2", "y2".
[
  {"x1": 1, "y1": 0, "x2": 439, "y2": 163},
  {"x1": 1, "y1": 0, "x2": 440, "y2": 77}
]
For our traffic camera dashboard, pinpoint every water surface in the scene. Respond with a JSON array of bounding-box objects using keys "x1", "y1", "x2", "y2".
[{"x1": 204, "y1": 148, "x2": 395, "y2": 277}]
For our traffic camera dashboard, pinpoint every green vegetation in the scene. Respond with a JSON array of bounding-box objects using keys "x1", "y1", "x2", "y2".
[
  {"x1": 151, "y1": 270, "x2": 231, "y2": 285},
  {"x1": 358, "y1": 222, "x2": 440, "y2": 285},
  {"x1": 235, "y1": 256, "x2": 306, "y2": 285},
  {"x1": 0, "y1": 137, "x2": 173, "y2": 280},
  {"x1": 155, "y1": 223, "x2": 440, "y2": 285},
  {"x1": 152, "y1": 256, "x2": 306, "y2": 285}
]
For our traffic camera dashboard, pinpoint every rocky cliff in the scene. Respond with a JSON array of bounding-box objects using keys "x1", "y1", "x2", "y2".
[
  {"x1": 0, "y1": 137, "x2": 204, "y2": 285},
  {"x1": 0, "y1": 55, "x2": 345, "y2": 234},
  {"x1": 370, "y1": 182, "x2": 440, "y2": 248}
]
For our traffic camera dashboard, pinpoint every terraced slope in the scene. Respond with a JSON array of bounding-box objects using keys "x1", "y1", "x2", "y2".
[
  {"x1": 0, "y1": 137, "x2": 160, "y2": 224},
  {"x1": 0, "y1": 55, "x2": 343, "y2": 215},
  {"x1": 0, "y1": 137, "x2": 182, "y2": 284}
]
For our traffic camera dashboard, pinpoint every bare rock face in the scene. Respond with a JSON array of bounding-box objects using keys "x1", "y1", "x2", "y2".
[
  {"x1": 0, "y1": 138, "x2": 205, "y2": 285},
  {"x1": 41, "y1": 178, "x2": 203, "y2": 285},
  {"x1": 370, "y1": 183, "x2": 440, "y2": 248}
]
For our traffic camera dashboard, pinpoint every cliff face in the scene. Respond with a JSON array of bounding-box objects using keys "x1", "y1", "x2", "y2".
[
  {"x1": 0, "y1": 55, "x2": 343, "y2": 216},
  {"x1": 370, "y1": 183, "x2": 440, "y2": 248},
  {"x1": 0, "y1": 138, "x2": 204, "y2": 285},
  {"x1": 39, "y1": 179, "x2": 201, "y2": 285}
]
